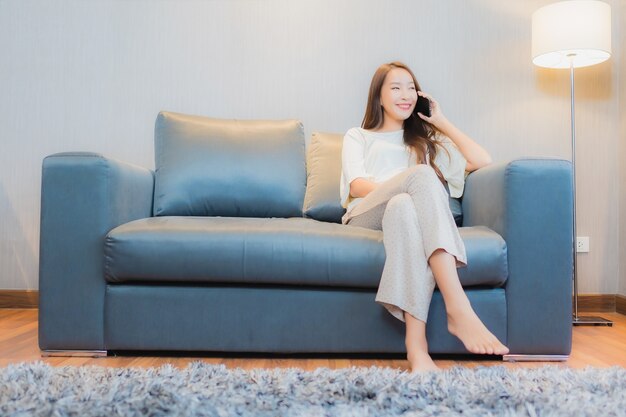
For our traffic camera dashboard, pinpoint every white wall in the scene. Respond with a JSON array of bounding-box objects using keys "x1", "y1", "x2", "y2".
[{"x1": 0, "y1": 0, "x2": 622, "y2": 294}]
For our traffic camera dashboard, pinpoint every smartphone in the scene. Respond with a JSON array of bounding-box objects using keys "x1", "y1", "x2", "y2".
[{"x1": 415, "y1": 95, "x2": 431, "y2": 118}]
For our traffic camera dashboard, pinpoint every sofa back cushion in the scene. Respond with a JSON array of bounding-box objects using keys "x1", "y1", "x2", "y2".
[{"x1": 154, "y1": 111, "x2": 306, "y2": 217}]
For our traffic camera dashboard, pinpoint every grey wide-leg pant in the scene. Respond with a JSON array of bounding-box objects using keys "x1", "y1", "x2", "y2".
[{"x1": 342, "y1": 165, "x2": 467, "y2": 324}]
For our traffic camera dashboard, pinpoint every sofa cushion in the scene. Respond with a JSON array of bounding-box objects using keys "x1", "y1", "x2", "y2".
[
  {"x1": 303, "y1": 131, "x2": 463, "y2": 226},
  {"x1": 154, "y1": 111, "x2": 306, "y2": 217},
  {"x1": 105, "y1": 217, "x2": 507, "y2": 288},
  {"x1": 303, "y1": 132, "x2": 346, "y2": 223}
]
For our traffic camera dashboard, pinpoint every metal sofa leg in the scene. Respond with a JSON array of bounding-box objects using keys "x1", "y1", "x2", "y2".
[
  {"x1": 41, "y1": 350, "x2": 108, "y2": 358},
  {"x1": 503, "y1": 354, "x2": 569, "y2": 362}
]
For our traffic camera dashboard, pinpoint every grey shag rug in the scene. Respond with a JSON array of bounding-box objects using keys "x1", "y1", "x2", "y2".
[{"x1": 1, "y1": 362, "x2": 625, "y2": 417}]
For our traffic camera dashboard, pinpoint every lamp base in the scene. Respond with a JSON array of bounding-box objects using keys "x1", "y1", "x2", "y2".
[{"x1": 572, "y1": 315, "x2": 613, "y2": 326}]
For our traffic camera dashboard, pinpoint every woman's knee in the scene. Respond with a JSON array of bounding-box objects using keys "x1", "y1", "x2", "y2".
[
  {"x1": 404, "y1": 165, "x2": 444, "y2": 194},
  {"x1": 383, "y1": 193, "x2": 415, "y2": 221},
  {"x1": 406, "y1": 164, "x2": 438, "y2": 181}
]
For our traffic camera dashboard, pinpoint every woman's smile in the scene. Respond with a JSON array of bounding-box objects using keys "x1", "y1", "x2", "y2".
[{"x1": 396, "y1": 103, "x2": 413, "y2": 111}]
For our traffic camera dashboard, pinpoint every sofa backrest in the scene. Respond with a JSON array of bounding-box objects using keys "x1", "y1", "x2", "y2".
[{"x1": 154, "y1": 111, "x2": 306, "y2": 218}]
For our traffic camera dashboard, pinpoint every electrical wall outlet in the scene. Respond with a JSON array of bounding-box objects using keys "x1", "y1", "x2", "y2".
[{"x1": 576, "y1": 237, "x2": 590, "y2": 253}]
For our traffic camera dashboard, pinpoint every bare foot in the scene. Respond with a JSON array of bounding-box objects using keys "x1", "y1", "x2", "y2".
[
  {"x1": 447, "y1": 307, "x2": 509, "y2": 355},
  {"x1": 407, "y1": 351, "x2": 440, "y2": 373}
]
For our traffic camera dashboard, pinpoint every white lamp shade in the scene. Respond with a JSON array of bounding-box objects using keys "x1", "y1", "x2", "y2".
[{"x1": 532, "y1": 0, "x2": 611, "y2": 68}]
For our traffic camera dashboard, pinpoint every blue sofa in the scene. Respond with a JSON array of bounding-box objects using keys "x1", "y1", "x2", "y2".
[{"x1": 39, "y1": 111, "x2": 573, "y2": 360}]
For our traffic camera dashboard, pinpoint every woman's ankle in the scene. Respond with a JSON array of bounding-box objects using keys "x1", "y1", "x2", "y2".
[
  {"x1": 445, "y1": 298, "x2": 474, "y2": 318},
  {"x1": 405, "y1": 338, "x2": 428, "y2": 354},
  {"x1": 407, "y1": 349, "x2": 431, "y2": 360}
]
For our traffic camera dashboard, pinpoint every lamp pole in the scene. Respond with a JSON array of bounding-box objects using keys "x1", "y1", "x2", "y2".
[
  {"x1": 569, "y1": 55, "x2": 612, "y2": 326},
  {"x1": 569, "y1": 56, "x2": 580, "y2": 321}
]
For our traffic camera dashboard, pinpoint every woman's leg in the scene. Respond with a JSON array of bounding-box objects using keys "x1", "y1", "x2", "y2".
[
  {"x1": 400, "y1": 165, "x2": 508, "y2": 355},
  {"x1": 404, "y1": 311, "x2": 438, "y2": 372},
  {"x1": 429, "y1": 249, "x2": 509, "y2": 355},
  {"x1": 349, "y1": 193, "x2": 438, "y2": 372}
]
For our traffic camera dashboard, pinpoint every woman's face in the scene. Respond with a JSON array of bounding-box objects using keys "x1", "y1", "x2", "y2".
[{"x1": 380, "y1": 68, "x2": 417, "y2": 126}]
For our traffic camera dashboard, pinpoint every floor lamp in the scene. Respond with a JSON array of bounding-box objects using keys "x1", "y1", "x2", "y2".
[{"x1": 532, "y1": 0, "x2": 613, "y2": 326}]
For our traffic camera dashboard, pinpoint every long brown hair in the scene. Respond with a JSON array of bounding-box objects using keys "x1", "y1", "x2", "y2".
[{"x1": 361, "y1": 61, "x2": 449, "y2": 186}]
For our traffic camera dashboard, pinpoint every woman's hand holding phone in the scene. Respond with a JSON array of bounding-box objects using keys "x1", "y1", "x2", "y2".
[
  {"x1": 415, "y1": 91, "x2": 447, "y2": 129},
  {"x1": 415, "y1": 94, "x2": 431, "y2": 118}
]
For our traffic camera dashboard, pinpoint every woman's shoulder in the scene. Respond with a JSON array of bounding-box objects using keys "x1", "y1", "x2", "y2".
[
  {"x1": 344, "y1": 127, "x2": 367, "y2": 142},
  {"x1": 345, "y1": 127, "x2": 362, "y2": 136},
  {"x1": 349, "y1": 127, "x2": 404, "y2": 138}
]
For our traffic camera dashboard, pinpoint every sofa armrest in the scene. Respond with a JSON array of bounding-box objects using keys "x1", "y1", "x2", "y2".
[
  {"x1": 462, "y1": 158, "x2": 573, "y2": 355},
  {"x1": 39, "y1": 152, "x2": 154, "y2": 350}
]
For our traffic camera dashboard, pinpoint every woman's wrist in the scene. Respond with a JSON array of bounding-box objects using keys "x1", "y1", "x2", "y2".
[{"x1": 433, "y1": 115, "x2": 452, "y2": 133}]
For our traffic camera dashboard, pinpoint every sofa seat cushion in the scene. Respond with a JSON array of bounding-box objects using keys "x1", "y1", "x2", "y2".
[{"x1": 104, "y1": 217, "x2": 507, "y2": 288}]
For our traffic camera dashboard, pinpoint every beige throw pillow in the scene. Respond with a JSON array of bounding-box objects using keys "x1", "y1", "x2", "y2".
[{"x1": 303, "y1": 132, "x2": 345, "y2": 223}]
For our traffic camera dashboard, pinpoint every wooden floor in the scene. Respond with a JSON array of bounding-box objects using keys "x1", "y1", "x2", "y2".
[{"x1": 1, "y1": 309, "x2": 625, "y2": 371}]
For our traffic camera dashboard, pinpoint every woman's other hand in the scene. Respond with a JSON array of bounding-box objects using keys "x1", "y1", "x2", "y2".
[{"x1": 350, "y1": 178, "x2": 378, "y2": 198}]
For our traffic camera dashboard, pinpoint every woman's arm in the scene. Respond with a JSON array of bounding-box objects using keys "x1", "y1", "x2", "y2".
[
  {"x1": 342, "y1": 128, "x2": 379, "y2": 200},
  {"x1": 350, "y1": 177, "x2": 378, "y2": 198},
  {"x1": 416, "y1": 91, "x2": 492, "y2": 172},
  {"x1": 436, "y1": 119, "x2": 492, "y2": 172}
]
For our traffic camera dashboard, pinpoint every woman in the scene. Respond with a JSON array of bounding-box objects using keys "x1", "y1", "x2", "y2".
[{"x1": 340, "y1": 61, "x2": 508, "y2": 373}]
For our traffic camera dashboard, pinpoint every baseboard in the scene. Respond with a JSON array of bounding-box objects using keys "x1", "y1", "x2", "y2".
[
  {"x1": 617, "y1": 294, "x2": 626, "y2": 315},
  {"x1": 0, "y1": 290, "x2": 38, "y2": 308},
  {"x1": 576, "y1": 294, "x2": 616, "y2": 312}
]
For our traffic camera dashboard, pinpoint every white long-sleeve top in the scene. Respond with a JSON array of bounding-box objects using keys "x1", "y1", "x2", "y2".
[{"x1": 340, "y1": 127, "x2": 467, "y2": 213}]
